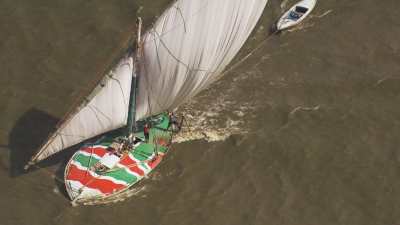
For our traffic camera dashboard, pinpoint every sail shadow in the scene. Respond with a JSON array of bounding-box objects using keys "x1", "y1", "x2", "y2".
[
  {"x1": 53, "y1": 156, "x2": 72, "y2": 199},
  {"x1": 8, "y1": 108, "x2": 60, "y2": 177}
]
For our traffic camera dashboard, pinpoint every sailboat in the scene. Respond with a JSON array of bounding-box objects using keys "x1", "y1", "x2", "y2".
[{"x1": 25, "y1": 0, "x2": 269, "y2": 206}]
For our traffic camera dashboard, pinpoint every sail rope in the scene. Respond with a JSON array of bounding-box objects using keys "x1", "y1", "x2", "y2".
[
  {"x1": 221, "y1": 30, "x2": 279, "y2": 76},
  {"x1": 141, "y1": 0, "x2": 209, "y2": 45},
  {"x1": 86, "y1": 104, "x2": 112, "y2": 126},
  {"x1": 108, "y1": 75, "x2": 130, "y2": 121},
  {"x1": 151, "y1": 29, "x2": 210, "y2": 73}
]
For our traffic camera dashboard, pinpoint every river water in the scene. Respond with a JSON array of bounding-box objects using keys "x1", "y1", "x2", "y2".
[{"x1": 1, "y1": 0, "x2": 400, "y2": 224}]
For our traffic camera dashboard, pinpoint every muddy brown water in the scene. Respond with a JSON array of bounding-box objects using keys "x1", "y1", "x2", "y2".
[{"x1": 1, "y1": 0, "x2": 400, "y2": 225}]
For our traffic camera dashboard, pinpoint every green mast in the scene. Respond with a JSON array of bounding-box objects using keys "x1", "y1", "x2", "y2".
[{"x1": 126, "y1": 17, "x2": 143, "y2": 135}]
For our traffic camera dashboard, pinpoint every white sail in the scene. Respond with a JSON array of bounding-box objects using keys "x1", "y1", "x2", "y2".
[
  {"x1": 135, "y1": 0, "x2": 268, "y2": 120},
  {"x1": 31, "y1": 56, "x2": 134, "y2": 162},
  {"x1": 29, "y1": 0, "x2": 267, "y2": 164}
]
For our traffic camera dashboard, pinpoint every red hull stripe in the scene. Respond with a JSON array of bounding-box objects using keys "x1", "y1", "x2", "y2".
[
  {"x1": 119, "y1": 156, "x2": 145, "y2": 176},
  {"x1": 67, "y1": 164, "x2": 126, "y2": 194},
  {"x1": 147, "y1": 155, "x2": 163, "y2": 169},
  {"x1": 80, "y1": 146, "x2": 108, "y2": 158}
]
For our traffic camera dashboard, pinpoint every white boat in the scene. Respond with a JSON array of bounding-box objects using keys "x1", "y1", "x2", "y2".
[{"x1": 276, "y1": 0, "x2": 317, "y2": 31}]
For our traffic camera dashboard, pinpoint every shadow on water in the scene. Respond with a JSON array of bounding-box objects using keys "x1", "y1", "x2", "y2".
[
  {"x1": 7, "y1": 108, "x2": 81, "y2": 199},
  {"x1": 7, "y1": 108, "x2": 78, "y2": 178},
  {"x1": 8, "y1": 107, "x2": 128, "y2": 198}
]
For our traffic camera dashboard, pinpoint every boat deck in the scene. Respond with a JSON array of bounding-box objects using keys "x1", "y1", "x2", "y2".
[{"x1": 64, "y1": 113, "x2": 173, "y2": 205}]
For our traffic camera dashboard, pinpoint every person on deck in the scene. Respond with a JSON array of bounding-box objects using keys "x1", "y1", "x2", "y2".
[
  {"x1": 144, "y1": 123, "x2": 150, "y2": 142},
  {"x1": 168, "y1": 112, "x2": 181, "y2": 132},
  {"x1": 129, "y1": 133, "x2": 142, "y2": 149}
]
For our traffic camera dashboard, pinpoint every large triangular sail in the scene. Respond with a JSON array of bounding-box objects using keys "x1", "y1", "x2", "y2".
[
  {"x1": 135, "y1": 0, "x2": 268, "y2": 120},
  {"x1": 28, "y1": 56, "x2": 134, "y2": 164},
  {"x1": 28, "y1": 0, "x2": 268, "y2": 165}
]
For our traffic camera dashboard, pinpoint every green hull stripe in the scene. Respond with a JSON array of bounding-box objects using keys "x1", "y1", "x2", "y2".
[
  {"x1": 73, "y1": 153, "x2": 138, "y2": 184},
  {"x1": 106, "y1": 169, "x2": 138, "y2": 183},
  {"x1": 131, "y1": 144, "x2": 154, "y2": 161},
  {"x1": 74, "y1": 153, "x2": 99, "y2": 168}
]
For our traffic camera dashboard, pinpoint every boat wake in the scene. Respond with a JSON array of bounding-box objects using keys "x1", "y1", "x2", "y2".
[
  {"x1": 287, "y1": 9, "x2": 333, "y2": 31},
  {"x1": 287, "y1": 22, "x2": 315, "y2": 32},
  {"x1": 173, "y1": 105, "x2": 248, "y2": 143},
  {"x1": 280, "y1": 0, "x2": 291, "y2": 10},
  {"x1": 174, "y1": 71, "x2": 263, "y2": 143},
  {"x1": 173, "y1": 123, "x2": 246, "y2": 143}
]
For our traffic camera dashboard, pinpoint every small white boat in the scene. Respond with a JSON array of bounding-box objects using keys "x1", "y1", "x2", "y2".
[{"x1": 276, "y1": 0, "x2": 317, "y2": 31}]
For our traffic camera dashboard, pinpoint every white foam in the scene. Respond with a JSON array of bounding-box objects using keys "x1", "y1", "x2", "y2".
[
  {"x1": 171, "y1": 47, "x2": 267, "y2": 144},
  {"x1": 280, "y1": 0, "x2": 291, "y2": 10}
]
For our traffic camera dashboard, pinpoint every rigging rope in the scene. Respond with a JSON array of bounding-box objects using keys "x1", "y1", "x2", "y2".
[{"x1": 221, "y1": 30, "x2": 279, "y2": 76}]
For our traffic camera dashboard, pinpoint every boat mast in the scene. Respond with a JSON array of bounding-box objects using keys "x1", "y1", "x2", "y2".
[{"x1": 126, "y1": 17, "x2": 142, "y2": 135}]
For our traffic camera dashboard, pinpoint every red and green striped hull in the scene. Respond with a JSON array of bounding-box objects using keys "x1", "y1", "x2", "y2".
[{"x1": 64, "y1": 113, "x2": 172, "y2": 205}]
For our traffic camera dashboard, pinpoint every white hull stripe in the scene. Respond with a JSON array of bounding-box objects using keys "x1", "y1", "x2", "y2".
[
  {"x1": 71, "y1": 160, "x2": 93, "y2": 173},
  {"x1": 91, "y1": 145, "x2": 109, "y2": 149},
  {"x1": 82, "y1": 144, "x2": 109, "y2": 149},
  {"x1": 78, "y1": 150, "x2": 102, "y2": 160},
  {"x1": 117, "y1": 163, "x2": 143, "y2": 178},
  {"x1": 138, "y1": 164, "x2": 150, "y2": 174},
  {"x1": 67, "y1": 180, "x2": 104, "y2": 199},
  {"x1": 128, "y1": 153, "x2": 141, "y2": 163}
]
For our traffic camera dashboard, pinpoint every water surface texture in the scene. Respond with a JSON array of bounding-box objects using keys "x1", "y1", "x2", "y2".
[{"x1": 1, "y1": 0, "x2": 400, "y2": 225}]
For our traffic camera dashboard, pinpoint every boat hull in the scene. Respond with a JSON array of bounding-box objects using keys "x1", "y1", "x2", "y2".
[
  {"x1": 276, "y1": 0, "x2": 317, "y2": 30},
  {"x1": 64, "y1": 113, "x2": 172, "y2": 206}
]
